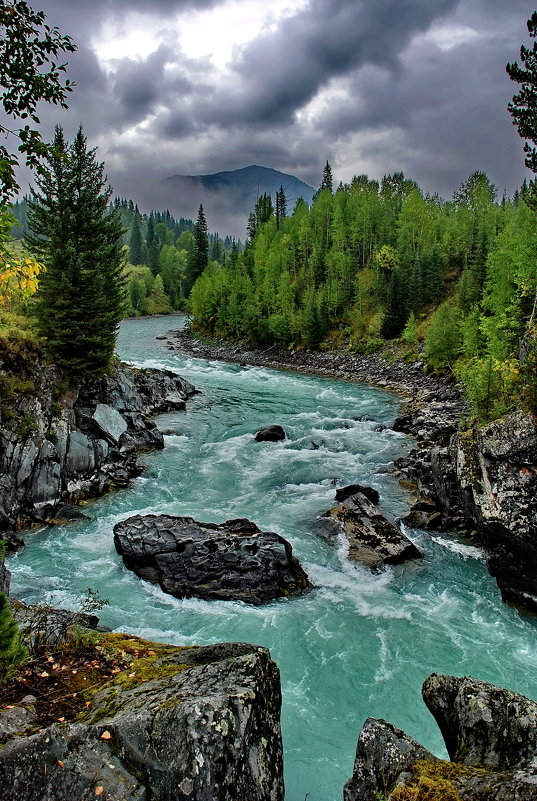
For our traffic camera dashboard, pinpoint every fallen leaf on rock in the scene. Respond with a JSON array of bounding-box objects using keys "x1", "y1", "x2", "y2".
[
  {"x1": 95, "y1": 787, "x2": 104, "y2": 796},
  {"x1": 100, "y1": 730, "x2": 112, "y2": 740}
]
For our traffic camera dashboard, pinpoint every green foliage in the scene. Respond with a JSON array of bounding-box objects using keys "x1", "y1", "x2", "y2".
[
  {"x1": 424, "y1": 302, "x2": 462, "y2": 370},
  {"x1": 0, "y1": 2, "x2": 76, "y2": 200},
  {"x1": 187, "y1": 156, "x2": 536, "y2": 421},
  {"x1": 402, "y1": 311, "x2": 419, "y2": 347},
  {"x1": 0, "y1": 592, "x2": 27, "y2": 685},
  {"x1": 27, "y1": 126, "x2": 126, "y2": 378}
]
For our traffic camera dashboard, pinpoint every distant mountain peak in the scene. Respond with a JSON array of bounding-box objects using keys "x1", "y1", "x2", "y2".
[{"x1": 156, "y1": 165, "x2": 315, "y2": 237}]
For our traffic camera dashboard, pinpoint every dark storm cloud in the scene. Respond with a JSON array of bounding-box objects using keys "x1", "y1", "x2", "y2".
[
  {"x1": 111, "y1": 45, "x2": 194, "y2": 124},
  {"x1": 314, "y1": 0, "x2": 535, "y2": 197},
  {"x1": 216, "y1": 0, "x2": 462, "y2": 126},
  {"x1": 14, "y1": 0, "x2": 537, "y2": 233}
]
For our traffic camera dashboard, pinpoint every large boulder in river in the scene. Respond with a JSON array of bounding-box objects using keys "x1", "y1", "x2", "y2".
[
  {"x1": 321, "y1": 491, "x2": 422, "y2": 571},
  {"x1": 114, "y1": 514, "x2": 311, "y2": 604},
  {"x1": 345, "y1": 673, "x2": 537, "y2": 801},
  {"x1": 255, "y1": 424, "x2": 286, "y2": 442},
  {"x1": 0, "y1": 636, "x2": 284, "y2": 801}
]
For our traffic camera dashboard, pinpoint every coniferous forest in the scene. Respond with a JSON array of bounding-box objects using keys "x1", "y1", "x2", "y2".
[{"x1": 189, "y1": 170, "x2": 537, "y2": 421}]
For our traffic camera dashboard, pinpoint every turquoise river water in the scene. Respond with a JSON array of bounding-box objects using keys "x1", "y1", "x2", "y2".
[{"x1": 8, "y1": 316, "x2": 537, "y2": 801}]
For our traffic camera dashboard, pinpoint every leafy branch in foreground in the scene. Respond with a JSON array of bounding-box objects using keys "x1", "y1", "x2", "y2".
[{"x1": 0, "y1": 1, "x2": 76, "y2": 200}]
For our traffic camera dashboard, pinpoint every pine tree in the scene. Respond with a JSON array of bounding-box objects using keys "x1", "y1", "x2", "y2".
[
  {"x1": 321, "y1": 160, "x2": 333, "y2": 193},
  {"x1": 276, "y1": 185, "x2": 287, "y2": 230},
  {"x1": 27, "y1": 126, "x2": 125, "y2": 377},
  {"x1": 0, "y1": 592, "x2": 26, "y2": 685},
  {"x1": 507, "y1": 12, "x2": 537, "y2": 174},
  {"x1": 129, "y1": 215, "x2": 143, "y2": 265},
  {"x1": 187, "y1": 204, "x2": 209, "y2": 292}
]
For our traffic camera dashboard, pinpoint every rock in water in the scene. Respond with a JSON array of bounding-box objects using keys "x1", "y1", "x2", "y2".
[
  {"x1": 255, "y1": 425, "x2": 286, "y2": 442},
  {"x1": 114, "y1": 514, "x2": 311, "y2": 604},
  {"x1": 345, "y1": 673, "x2": 537, "y2": 801},
  {"x1": 321, "y1": 491, "x2": 422, "y2": 571},
  {"x1": 335, "y1": 484, "x2": 380, "y2": 504},
  {"x1": 0, "y1": 638, "x2": 284, "y2": 801}
]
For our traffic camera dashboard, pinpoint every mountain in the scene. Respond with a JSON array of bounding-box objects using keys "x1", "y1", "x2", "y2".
[{"x1": 157, "y1": 165, "x2": 315, "y2": 237}]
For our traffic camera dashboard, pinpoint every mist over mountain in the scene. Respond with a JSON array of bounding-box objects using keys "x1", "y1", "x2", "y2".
[{"x1": 157, "y1": 165, "x2": 315, "y2": 237}]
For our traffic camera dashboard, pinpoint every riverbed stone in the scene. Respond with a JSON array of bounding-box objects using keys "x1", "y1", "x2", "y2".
[
  {"x1": 114, "y1": 513, "x2": 311, "y2": 604},
  {"x1": 321, "y1": 491, "x2": 422, "y2": 571},
  {"x1": 255, "y1": 424, "x2": 286, "y2": 442},
  {"x1": 335, "y1": 484, "x2": 379, "y2": 504}
]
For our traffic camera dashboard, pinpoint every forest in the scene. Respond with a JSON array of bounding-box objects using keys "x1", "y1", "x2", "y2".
[{"x1": 188, "y1": 167, "x2": 537, "y2": 422}]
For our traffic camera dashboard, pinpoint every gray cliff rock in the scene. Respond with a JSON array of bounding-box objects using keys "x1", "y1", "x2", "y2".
[
  {"x1": 344, "y1": 718, "x2": 437, "y2": 801},
  {"x1": 0, "y1": 640, "x2": 284, "y2": 801},
  {"x1": 394, "y1": 403, "x2": 537, "y2": 612},
  {"x1": 0, "y1": 362, "x2": 196, "y2": 538},
  {"x1": 422, "y1": 673, "x2": 537, "y2": 770},
  {"x1": 320, "y1": 491, "x2": 422, "y2": 571},
  {"x1": 114, "y1": 513, "x2": 311, "y2": 604},
  {"x1": 454, "y1": 412, "x2": 537, "y2": 609},
  {"x1": 0, "y1": 559, "x2": 10, "y2": 594},
  {"x1": 345, "y1": 673, "x2": 537, "y2": 801}
]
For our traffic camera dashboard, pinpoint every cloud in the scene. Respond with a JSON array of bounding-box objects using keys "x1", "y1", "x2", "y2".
[{"x1": 13, "y1": 0, "x2": 537, "y2": 235}]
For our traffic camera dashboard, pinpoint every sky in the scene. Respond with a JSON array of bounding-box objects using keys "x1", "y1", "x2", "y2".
[{"x1": 15, "y1": 0, "x2": 537, "y2": 231}]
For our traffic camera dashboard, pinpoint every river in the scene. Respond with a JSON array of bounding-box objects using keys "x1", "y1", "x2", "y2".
[{"x1": 8, "y1": 316, "x2": 537, "y2": 801}]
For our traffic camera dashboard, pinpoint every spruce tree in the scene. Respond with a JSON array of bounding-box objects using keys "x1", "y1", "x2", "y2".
[
  {"x1": 276, "y1": 185, "x2": 287, "y2": 230},
  {"x1": 187, "y1": 204, "x2": 209, "y2": 291},
  {"x1": 507, "y1": 12, "x2": 537, "y2": 174},
  {"x1": 27, "y1": 126, "x2": 125, "y2": 378},
  {"x1": 321, "y1": 160, "x2": 333, "y2": 193},
  {"x1": 129, "y1": 215, "x2": 143, "y2": 265}
]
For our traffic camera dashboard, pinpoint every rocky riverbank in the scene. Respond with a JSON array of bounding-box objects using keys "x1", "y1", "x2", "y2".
[
  {"x1": 168, "y1": 328, "x2": 537, "y2": 613},
  {"x1": 0, "y1": 358, "x2": 197, "y2": 545},
  {"x1": 345, "y1": 672, "x2": 537, "y2": 801}
]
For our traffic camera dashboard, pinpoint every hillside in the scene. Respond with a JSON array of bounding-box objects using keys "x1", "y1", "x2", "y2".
[{"x1": 160, "y1": 165, "x2": 315, "y2": 236}]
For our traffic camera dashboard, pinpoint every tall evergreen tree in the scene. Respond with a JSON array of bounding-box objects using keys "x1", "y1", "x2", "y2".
[
  {"x1": 188, "y1": 203, "x2": 209, "y2": 291},
  {"x1": 507, "y1": 12, "x2": 537, "y2": 175},
  {"x1": 276, "y1": 185, "x2": 287, "y2": 230},
  {"x1": 129, "y1": 215, "x2": 143, "y2": 265},
  {"x1": 27, "y1": 126, "x2": 125, "y2": 377},
  {"x1": 320, "y1": 160, "x2": 333, "y2": 193}
]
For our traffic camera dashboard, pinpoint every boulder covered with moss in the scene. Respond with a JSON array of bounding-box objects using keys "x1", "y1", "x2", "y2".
[
  {"x1": 344, "y1": 673, "x2": 537, "y2": 801},
  {"x1": 0, "y1": 634, "x2": 284, "y2": 801}
]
